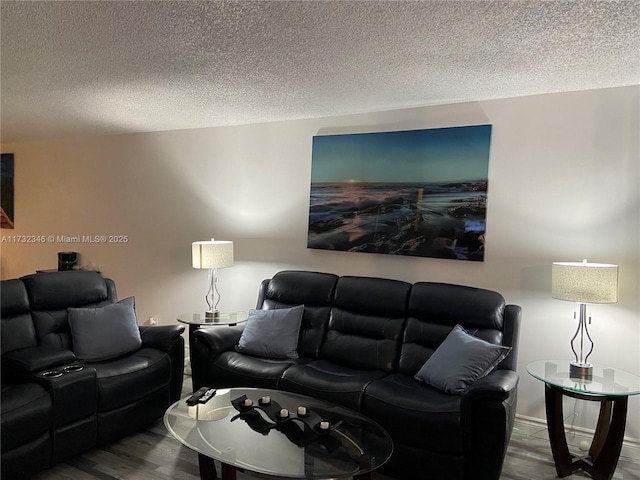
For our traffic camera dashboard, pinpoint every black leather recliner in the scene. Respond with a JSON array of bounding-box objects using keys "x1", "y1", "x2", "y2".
[
  {"x1": 1, "y1": 271, "x2": 185, "y2": 479},
  {"x1": 191, "y1": 270, "x2": 521, "y2": 480}
]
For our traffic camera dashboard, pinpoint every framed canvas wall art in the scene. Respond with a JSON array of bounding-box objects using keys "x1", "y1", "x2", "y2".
[{"x1": 307, "y1": 125, "x2": 492, "y2": 261}]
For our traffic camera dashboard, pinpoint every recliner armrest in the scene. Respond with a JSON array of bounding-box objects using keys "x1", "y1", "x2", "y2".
[
  {"x1": 190, "y1": 325, "x2": 245, "y2": 391},
  {"x1": 192, "y1": 324, "x2": 244, "y2": 356},
  {"x1": 461, "y1": 369, "x2": 519, "y2": 480},
  {"x1": 462, "y1": 369, "x2": 519, "y2": 402},
  {"x1": 139, "y1": 325, "x2": 185, "y2": 353},
  {"x1": 3, "y1": 346, "x2": 76, "y2": 375}
]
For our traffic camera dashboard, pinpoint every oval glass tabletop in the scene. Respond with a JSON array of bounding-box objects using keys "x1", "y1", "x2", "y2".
[
  {"x1": 526, "y1": 360, "x2": 640, "y2": 397},
  {"x1": 164, "y1": 387, "x2": 393, "y2": 479},
  {"x1": 177, "y1": 311, "x2": 248, "y2": 326}
]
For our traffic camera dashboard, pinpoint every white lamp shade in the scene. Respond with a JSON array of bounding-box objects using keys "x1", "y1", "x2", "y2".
[
  {"x1": 192, "y1": 240, "x2": 234, "y2": 269},
  {"x1": 552, "y1": 262, "x2": 618, "y2": 304}
]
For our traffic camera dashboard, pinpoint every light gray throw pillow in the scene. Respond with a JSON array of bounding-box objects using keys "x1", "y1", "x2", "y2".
[
  {"x1": 235, "y1": 305, "x2": 304, "y2": 359},
  {"x1": 68, "y1": 297, "x2": 142, "y2": 362},
  {"x1": 414, "y1": 324, "x2": 511, "y2": 394}
]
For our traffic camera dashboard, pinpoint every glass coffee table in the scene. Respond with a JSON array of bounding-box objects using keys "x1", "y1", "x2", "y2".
[{"x1": 164, "y1": 387, "x2": 393, "y2": 480}]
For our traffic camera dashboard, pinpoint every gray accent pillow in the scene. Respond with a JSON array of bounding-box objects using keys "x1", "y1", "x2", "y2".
[
  {"x1": 235, "y1": 305, "x2": 304, "y2": 359},
  {"x1": 414, "y1": 324, "x2": 511, "y2": 394},
  {"x1": 68, "y1": 297, "x2": 142, "y2": 362}
]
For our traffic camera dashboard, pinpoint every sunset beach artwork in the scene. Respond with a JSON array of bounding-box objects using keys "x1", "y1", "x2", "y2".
[{"x1": 307, "y1": 125, "x2": 492, "y2": 261}]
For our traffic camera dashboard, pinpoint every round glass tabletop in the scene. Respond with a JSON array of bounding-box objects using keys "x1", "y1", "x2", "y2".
[
  {"x1": 177, "y1": 311, "x2": 248, "y2": 326},
  {"x1": 164, "y1": 387, "x2": 393, "y2": 479},
  {"x1": 526, "y1": 360, "x2": 640, "y2": 397}
]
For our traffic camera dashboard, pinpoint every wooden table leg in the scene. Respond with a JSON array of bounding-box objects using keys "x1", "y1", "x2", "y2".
[
  {"x1": 544, "y1": 384, "x2": 628, "y2": 480},
  {"x1": 220, "y1": 463, "x2": 237, "y2": 480},
  {"x1": 198, "y1": 453, "x2": 218, "y2": 479},
  {"x1": 545, "y1": 384, "x2": 575, "y2": 477},
  {"x1": 588, "y1": 397, "x2": 627, "y2": 480},
  {"x1": 589, "y1": 401, "x2": 612, "y2": 459},
  {"x1": 354, "y1": 473, "x2": 372, "y2": 480},
  {"x1": 197, "y1": 454, "x2": 239, "y2": 480}
]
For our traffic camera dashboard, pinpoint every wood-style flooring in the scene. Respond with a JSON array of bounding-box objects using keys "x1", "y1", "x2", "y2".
[
  {"x1": 32, "y1": 377, "x2": 640, "y2": 480},
  {"x1": 31, "y1": 420, "x2": 640, "y2": 480}
]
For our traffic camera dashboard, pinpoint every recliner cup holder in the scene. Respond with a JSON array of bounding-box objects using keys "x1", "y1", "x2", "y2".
[
  {"x1": 63, "y1": 364, "x2": 84, "y2": 373},
  {"x1": 40, "y1": 365, "x2": 84, "y2": 378}
]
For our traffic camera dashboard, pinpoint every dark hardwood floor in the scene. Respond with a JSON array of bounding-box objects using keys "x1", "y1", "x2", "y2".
[{"x1": 32, "y1": 377, "x2": 640, "y2": 479}]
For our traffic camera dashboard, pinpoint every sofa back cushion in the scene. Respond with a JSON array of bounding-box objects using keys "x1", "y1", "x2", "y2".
[
  {"x1": 261, "y1": 270, "x2": 338, "y2": 358},
  {"x1": 321, "y1": 276, "x2": 410, "y2": 373},
  {"x1": 1, "y1": 279, "x2": 37, "y2": 355},
  {"x1": 399, "y1": 282, "x2": 508, "y2": 376},
  {"x1": 21, "y1": 271, "x2": 117, "y2": 350}
]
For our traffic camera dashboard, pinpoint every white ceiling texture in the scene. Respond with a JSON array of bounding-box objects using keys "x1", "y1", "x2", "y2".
[{"x1": 1, "y1": 0, "x2": 638, "y2": 143}]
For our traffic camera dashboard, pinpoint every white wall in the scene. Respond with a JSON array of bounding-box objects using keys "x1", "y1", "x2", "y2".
[{"x1": 2, "y1": 86, "x2": 639, "y2": 440}]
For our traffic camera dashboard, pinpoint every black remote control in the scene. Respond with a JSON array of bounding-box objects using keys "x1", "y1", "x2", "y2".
[
  {"x1": 186, "y1": 387, "x2": 210, "y2": 406},
  {"x1": 198, "y1": 388, "x2": 217, "y2": 404}
]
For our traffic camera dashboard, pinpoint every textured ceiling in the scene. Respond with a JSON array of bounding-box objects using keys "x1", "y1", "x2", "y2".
[{"x1": 1, "y1": 0, "x2": 639, "y2": 143}]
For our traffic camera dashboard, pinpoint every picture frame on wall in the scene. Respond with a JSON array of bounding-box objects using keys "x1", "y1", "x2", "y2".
[
  {"x1": 1, "y1": 153, "x2": 15, "y2": 229},
  {"x1": 307, "y1": 125, "x2": 492, "y2": 261}
]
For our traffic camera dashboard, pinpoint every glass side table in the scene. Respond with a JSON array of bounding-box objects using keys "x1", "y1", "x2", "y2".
[
  {"x1": 178, "y1": 311, "x2": 248, "y2": 328},
  {"x1": 527, "y1": 360, "x2": 640, "y2": 480},
  {"x1": 178, "y1": 311, "x2": 248, "y2": 390}
]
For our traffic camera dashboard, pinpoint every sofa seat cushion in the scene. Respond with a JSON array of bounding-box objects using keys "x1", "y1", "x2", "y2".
[
  {"x1": 362, "y1": 373, "x2": 463, "y2": 454},
  {"x1": 87, "y1": 348, "x2": 170, "y2": 412},
  {"x1": 211, "y1": 351, "x2": 310, "y2": 389},
  {"x1": 1, "y1": 383, "x2": 52, "y2": 452},
  {"x1": 280, "y1": 359, "x2": 387, "y2": 411}
]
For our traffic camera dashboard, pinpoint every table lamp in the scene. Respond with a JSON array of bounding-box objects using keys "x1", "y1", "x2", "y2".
[
  {"x1": 192, "y1": 239, "x2": 234, "y2": 319},
  {"x1": 551, "y1": 259, "x2": 618, "y2": 380}
]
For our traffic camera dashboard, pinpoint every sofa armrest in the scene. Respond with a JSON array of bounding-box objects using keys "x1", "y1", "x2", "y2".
[
  {"x1": 463, "y1": 369, "x2": 519, "y2": 402},
  {"x1": 139, "y1": 325, "x2": 185, "y2": 402},
  {"x1": 139, "y1": 325, "x2": 185, "y2": 353},
  {"x1": 190, "y1": 325, "x2": 245, "y2": 390},
  {"x1": 193, "y1": 325, "x2": 245, "y2": 354},
  {"x1": 461, "y1": 369, "x2": 519, "y2": 480},
  {"x1": 3, "y1": 346, "x2": 76, "y2": 376}
]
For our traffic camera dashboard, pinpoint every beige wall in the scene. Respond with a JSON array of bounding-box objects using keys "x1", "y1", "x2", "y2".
[{"x1": 2, "y1": 86, "x2": 639, "y2": 439}]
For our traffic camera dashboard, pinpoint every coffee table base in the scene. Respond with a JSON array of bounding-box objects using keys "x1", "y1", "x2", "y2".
[{"x1": 197, "y1": 452, "x2": 373, "y2": 480}]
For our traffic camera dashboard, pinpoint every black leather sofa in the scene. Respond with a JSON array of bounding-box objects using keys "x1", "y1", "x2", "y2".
[
  {"x1": 191, "y1": 270, "x2": 521, "y2": 480},
  {"x1": 1, "y1": 271, "x2": 185, "y2": 479}
]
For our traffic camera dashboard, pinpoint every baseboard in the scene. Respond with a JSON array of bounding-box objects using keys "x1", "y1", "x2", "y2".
[{"x1": 513, "y1": 414, "x2": 640, "y2": 461}]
